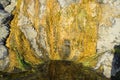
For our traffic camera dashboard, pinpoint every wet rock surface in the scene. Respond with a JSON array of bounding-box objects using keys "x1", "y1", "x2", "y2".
[
  {"x1": 0, "y1": 0, "x2": 10, "y2": 8},
  {"x1": 0, "y1": 60, "x2": 109, "y2": 80}
]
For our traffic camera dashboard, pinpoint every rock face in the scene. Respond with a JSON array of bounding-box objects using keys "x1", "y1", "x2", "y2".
[
  {"x1": 0, "y1": 0, "x2": 12, "y2": 70},
  {"x1": 7, "y1": 0, "x2": 101, "y2": 71},
  {"x1": 0, "y1": 0, "x2": 120, "y2": 79},
  {"x1": 96, "y1": 18, "x2": 120, "y2": 78},
  {"x1": 95, "y1": 0, "x2": 120, "y2": 78}
]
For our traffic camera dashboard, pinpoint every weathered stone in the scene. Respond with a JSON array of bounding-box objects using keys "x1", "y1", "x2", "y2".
[
  {"x1": 0, "y1": 25, "x2": 9, "y2": 42},
  {"x1": 0, "y1": 56, "x2": 9, "y2": 71},
  {"x1": 96, "y1": 18, "x2": 120, "y2": 77},
  {"x1": 0, "y1": 0, "x2": 10, "y2": 8},
  {"x1": 60, "y1": 39, "x2": 71, "y2": 59},
  {"x1": 0, "y1": 0, "x2": 12, "y2": 71},
  {"x1": 0, "y1": 10, "x2": 11, "y2": 25},
  {"x1": 0, "y1": 45, "x2": 8, "y2": 59},
  {"x1": 0, "y1": 0, "x2": 119, "y2": 79},
  {"x1": 58, "y1": 0, "x2": 80, "y2": 8}
]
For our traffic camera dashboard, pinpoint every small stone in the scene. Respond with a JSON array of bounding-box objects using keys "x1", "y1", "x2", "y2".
[
  {"x1": 58, "y1": 0, "x2": 79, "y2": 8},
  {"x1": 59, "y1": 40, "x2": 71, "y2": 59}
]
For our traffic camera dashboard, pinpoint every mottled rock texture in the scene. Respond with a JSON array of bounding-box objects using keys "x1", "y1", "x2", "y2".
[
  {"x1": 0, "y1": 0, "x2": 120, "y2": 79},
  {"x1": 95, "y1": 0, "x2": 120, "y2": 78},
  {"x1": 0, "y1": 0, "x2": 12, "y2": 71}
]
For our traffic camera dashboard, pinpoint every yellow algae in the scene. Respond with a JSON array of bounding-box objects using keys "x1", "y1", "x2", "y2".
[
  {"x1": 43, "y1": 0, "x2": 102, "y2": 67},
  {"x1": 6, "y1": 0, "x2": 102, "y2": 70},
  {"x1": 6, "y1": 0, "x2": 22, "y2": 71},
  {"x1": 45, "y1": 0, "x2": 61, "y2": 60},
  {"x1": 6, "y1": 0, "x2": 41, "y2": 71}
]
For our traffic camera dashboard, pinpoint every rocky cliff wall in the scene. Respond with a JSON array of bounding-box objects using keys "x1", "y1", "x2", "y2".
[{"x1": 0, "y1": 0, "x2": 120, "y2": 78}]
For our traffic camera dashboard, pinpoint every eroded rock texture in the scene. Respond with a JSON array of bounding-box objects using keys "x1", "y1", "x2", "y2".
[
  {"x1": 0, "y1": 0, "x2": 120, "y2": 79},
  {"x1": 95, "y1": 0, "x2": 120, "y2": 78},
  {"x1": 0, "y1": 0, "x2": 12, "y2": 71},
  {"x1": 6, "y1": 0, "x2": 101, "y2": 71}
]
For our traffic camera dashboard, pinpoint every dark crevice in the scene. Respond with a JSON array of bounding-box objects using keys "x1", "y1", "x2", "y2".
[{"x1": 111, "y1": 45, "x2": 120, "y2": 80}]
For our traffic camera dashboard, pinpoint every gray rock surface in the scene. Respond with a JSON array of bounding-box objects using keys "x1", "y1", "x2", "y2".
[
  {"x1": 0, "y1": 0, "x2": 10, "y2": 8},
  {"x1": 0, "y1": 1, "x2": 12, "y2": 71},
  {"x1": 0, "y1": 45, "x2": 8, "y2": 59},
  {"x1": 58, "y1": 0, "x2": 80, "y2": 8},
  {"x1": 0, "y1": 25, "x2": 9, "y2": 42},
  {"x1": 0, "y1": 0, "x2": 119, "y2": 79},
  {"x1": 94, "y1": 0, "x2": 120, "y2": 78},
  {"x1": 0, "y1": 10, "x2": 11, "y2": 25},
  {"x1": 0, "y1": 56, "x2": 9, "y2": 70},
  {"x1": 5, "y1": 0, "x2": 17, "y2": 13}
]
